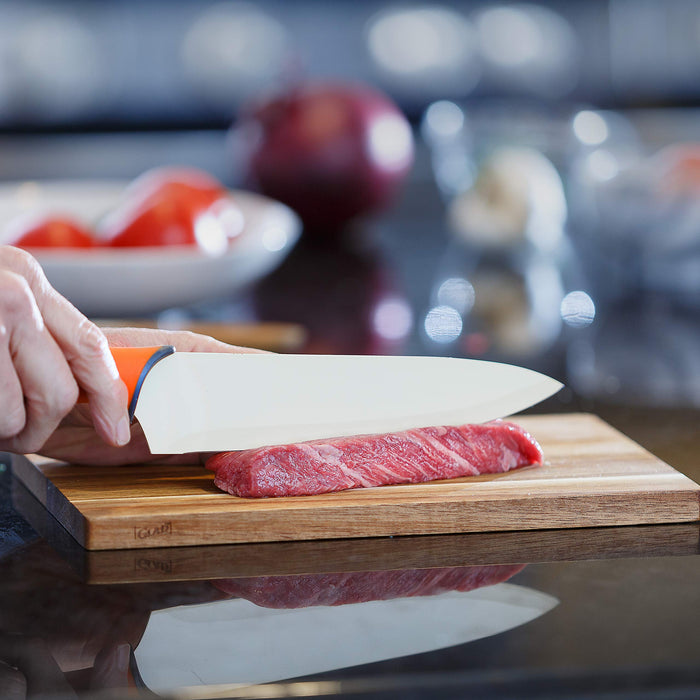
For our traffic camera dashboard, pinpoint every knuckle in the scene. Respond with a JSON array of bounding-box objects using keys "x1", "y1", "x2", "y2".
[
  {"x1": 76, "y1": 319, "x2": 110, "y2": 359},
  {"x1": 15, "y1": 415, "x2": 66, "y2": 453},
  {"x1": 0, "y1": 243, "x2": 29, "y2": 266},
  {"x1": 0, "y1": 404, "x2": 25, "y2": 438},
  {"x1": 0, "y1": 271, "x2": 35, "y2": 319},
  {"x1": 16, "y1": 434, "x2": 46, "y2": 455},
  {"x1": 0, "y1": 405, "x2": 27, "y2": 438},
  {"x1": 175, "y1": 329, "x2": 217, "y2": 351},
  {"x1": 52, "y1": 377, "x2": 80, "y2": 415},
  {"x1": 2, "y1": 246, "x2": 60, "y2": 304},
  {"x1": 180, "y1": 330, "x2": 201, "y2": 345},
  {"x1": 31, "y1": 375, "x2": 79, "y2": 421},
  {"x1": 0, "y1": 244, "x2": 41, "y2": 278}
]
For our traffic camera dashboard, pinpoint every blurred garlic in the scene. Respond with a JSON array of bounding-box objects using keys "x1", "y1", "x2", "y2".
[{"x1": 447, "y1": 146, "x2": 566, "y2": 251}]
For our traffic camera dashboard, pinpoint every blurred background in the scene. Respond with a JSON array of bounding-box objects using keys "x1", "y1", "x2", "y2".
[
  {"x1": 0, "y1": 0, "x2": 699, "y2": 130},
  {"x1": 2, "y1": 0, "x2": 700, "y2": 413}
]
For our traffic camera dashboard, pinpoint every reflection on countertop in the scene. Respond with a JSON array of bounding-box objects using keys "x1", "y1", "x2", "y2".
[{"x1": 2, "y1": 512, "x2": 700, "y2": 698}]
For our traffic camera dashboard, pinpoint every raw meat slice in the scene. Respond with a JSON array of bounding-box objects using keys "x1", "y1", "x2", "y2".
[
  {"x1": 212, "y1": 564, "x2": 525, "y2": 608},
  {"x1": 206, "y1": 419, "x2": 542, "y2": 498}
]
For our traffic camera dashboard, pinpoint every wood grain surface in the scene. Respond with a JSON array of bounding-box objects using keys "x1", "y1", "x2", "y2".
[
  {"x1": 13, "y1": 476, "x2": 699, "y2": 583},
  {"x1": 11, "y1": 414, "x2": 700, "y2": 551}
]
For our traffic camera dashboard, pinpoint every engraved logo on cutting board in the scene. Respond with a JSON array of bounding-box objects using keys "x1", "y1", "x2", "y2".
[
  {"x1": 134, "y1": 557, "x2": 173, "y2": 574},
  {"x1": 134, "y1": 521, "x2": 172, "y2": 540}
]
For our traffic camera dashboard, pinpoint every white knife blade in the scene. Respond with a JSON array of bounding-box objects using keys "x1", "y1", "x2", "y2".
[
  {"x1": 134, "y1": 584, "x2": 558, "y2": 691},
  {"x1": 132, "y1": 352, "x2": 562, "y2": 454}
]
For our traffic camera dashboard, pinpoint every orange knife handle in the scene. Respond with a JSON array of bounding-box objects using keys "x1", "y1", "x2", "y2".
[{"x1": 77, "y1": 345, "x2": 175, "y2": 419}]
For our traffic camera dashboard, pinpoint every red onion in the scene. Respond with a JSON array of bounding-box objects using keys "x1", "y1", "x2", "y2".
[{"x1": 231, "y1": 82, "x2": 414, "y2": 231}]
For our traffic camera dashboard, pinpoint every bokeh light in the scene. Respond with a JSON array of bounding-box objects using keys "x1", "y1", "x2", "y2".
[
  {"x1": 572, "y1": 111, "x2": 610, "y2": 146},
  {"x1": 585, "y1": 149, "x2": 619, "y2": 181},
  {"x1": 421, "y1": 100, "x2": 465, "y2": 143},
  {"x1": 366, "y1": 114, "x2": 414, "y2": 171},
  {"x1": 424, "y1": 304, "x2": 463, "y2": 343},
  {"x1": 372, "y1": 296, "x2": 413, "y2": 341},
  {"x1": 436, "y1": 277, "x2": 475, "y2": 314},
  {"x1": 560, "y1": 290, "x2": 596, "y2": 327}
]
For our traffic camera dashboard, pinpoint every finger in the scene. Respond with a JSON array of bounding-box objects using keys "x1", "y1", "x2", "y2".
[
  {"x1": 0, "y1": 328, "x2": 26, "y2": 441},
  {"x1": 58, "y1": 318, "x2": 130, "y2": 448},
  {"x1": 0, "y1": 247, "x2": 130, "y2": 447},
  {"x1": 101, "y1": 326, "x2": 267, "y2": 354},
  {"x1": 0, "y1": 271, "x2": 79, "y2": 454},
  {"x1": 10, "y1": 330, "x2": 78, "y2": 455}
]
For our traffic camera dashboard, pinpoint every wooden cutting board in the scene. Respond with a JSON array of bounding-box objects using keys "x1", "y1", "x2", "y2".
[
  {"x1": 12, "y1": 413, "x2": 700, "y2": 551},
  {"x1": 13, "y1": 476, "x2": 699, "y2": 583}
]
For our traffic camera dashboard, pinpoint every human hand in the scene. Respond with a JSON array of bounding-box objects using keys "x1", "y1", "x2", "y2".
[
  {"x1": 0, "y1": 540, "x2": 228, "y2": 695},
  {"x1": 0, "y1": 246, "x2": 129, "y2": 455},
  {"x1": 39, "y1": 326, "x2": 262, "y2": 466},
  {"x1": 0, "y1": 635, "x2": 77, "y2": 699}
]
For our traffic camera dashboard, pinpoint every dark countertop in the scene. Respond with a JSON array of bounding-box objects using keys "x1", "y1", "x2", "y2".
[
  {"x1": 3, "y1": 463, "x2": 700, "y2": 699},
  {"x1": 1, "y1": 127, "x2": 700, "y2": 699}
]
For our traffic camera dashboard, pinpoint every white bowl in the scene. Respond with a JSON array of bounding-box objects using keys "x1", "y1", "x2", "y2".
[{"x1": 0, "y1": 179, "x2": 301, "y2": 316}]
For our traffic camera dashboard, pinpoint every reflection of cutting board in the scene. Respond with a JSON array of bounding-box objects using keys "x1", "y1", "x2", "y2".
[{"x1": 12, "y1": 414, "x2": 700, "y2": 550}]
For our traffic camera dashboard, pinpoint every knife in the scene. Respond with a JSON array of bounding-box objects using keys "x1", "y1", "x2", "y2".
[
  {"x1": 101, "y1": 346, "x2": 562, "y2": 454},
  {"x1": 133, "y1": 584, "x2": 558, "y2": 692}
]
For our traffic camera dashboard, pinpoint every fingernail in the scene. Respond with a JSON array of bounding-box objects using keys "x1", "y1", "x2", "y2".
[
  {"x1": 116, "y1": 416, "x2": 131, "y2": 446},
  {"x1": 116, "y1": 643, "x2": 131, "y2": 674}
]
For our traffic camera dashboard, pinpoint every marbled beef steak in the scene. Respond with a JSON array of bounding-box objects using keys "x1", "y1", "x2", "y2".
[{"x1": 206, "y1": 420, "x2": 543, "y2": 498}]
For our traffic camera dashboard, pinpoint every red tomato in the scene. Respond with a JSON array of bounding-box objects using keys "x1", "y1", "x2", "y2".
[
  {"x1": 123, "y1": 166, "x2": 227, "y2": 210},
  {"x1": 101, "y1": 167, "x2": 236, "y2": 254},
  {"x1": 7, "y1": 215, "x2": 96, "y2": 249}
]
